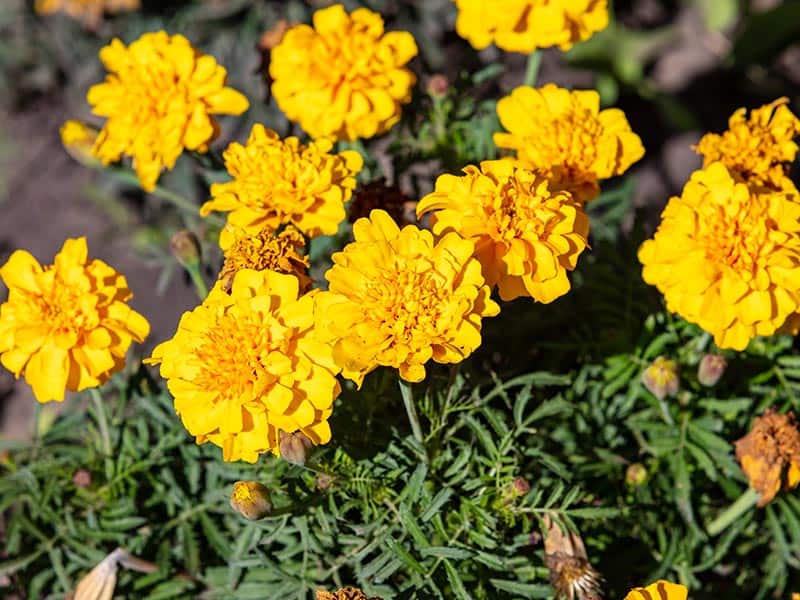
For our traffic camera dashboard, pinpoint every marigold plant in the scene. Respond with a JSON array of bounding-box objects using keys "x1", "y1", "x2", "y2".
[
  {"x1": 315, "y1": 209, "x2": 499, "y2": 386},
  {"x1": 269, "y1": 4, "x2": 418, "y2": 141},
  {"x1": 87, "y1": 31, "x2": 249, "y2": 192},
  {"x1": 0, "y1": 238, "x2": 150, "y2": 402},
  {"x1": 494, "y1": 83, "x2": 644, "y2": 203},
  {"x1": 35, "y1": 0, "x2": 139, "y2": 28},
  {"x1": 417, "y1": 159, "x2": 589, "y2": 302}
]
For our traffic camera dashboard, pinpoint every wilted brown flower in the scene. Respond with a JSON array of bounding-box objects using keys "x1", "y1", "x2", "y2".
[
  {"x1": 316, "y1": 587, "x2": 383, "y2": 600},
  {"x1": 735, "y1": 409, "x2": 800, "y2": 506},
  {"x1": 348, "y1": 178, "x2": 415, "y2": 225},
  {"x1": 279, "y1": 430, "x2": 313, "y2": 466},
  {"x1": 170, "y1": 230, "x2": 202, "y2": 270},
  {"x1": 543, "y1": 514, "x2": 602, "y2": 600},
  {"x1": 641, "y1": 356, "x2": 680, "y2": 401}
]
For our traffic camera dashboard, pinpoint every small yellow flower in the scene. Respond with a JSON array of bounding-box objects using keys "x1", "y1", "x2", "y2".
[
  {"x1": 88, "y1": 31, "x2": 249, "y2": 192},
  {"x1": 624, "y1": 581, "x2": 688, "y2": 600},
  {"x1": 316, "y1": 588, "x2": 383, "y2": 600},
  {"x1": 455, "y1": 0, "x2": 608, "y2": 53},
  {"x1": 35, "y1": 0, "x2": 139, "y2": 28},
  {"x1": 270, "y1": 4, "x2": 418, "y2": 141},
  {"x1": 146, "y1": 269, "x2": 340, "y2": 463},
  {"x1": 494, "y1": 83, "x2": 644, "y2": 203},
  {"x1": 60, "y1": 120, "x2": 100, "y2": 167},
  {"x1": 315, "y1": 210, "x2": 499, "y2": 386},
  {"x1": 695, "y1": 97, "x2": 800, "y2": 193},
  {"x1": 200, "y1": 124, "x2": 362, "y2": 240},
  {"x1": 417, "y1": 160, "x2": 589, "y2": 302},
  {"x1": 639, "y1": 162, "x2": 800, "y2": 351},
  {"x1": 641, "y1": 356, "x2": 680, "y2": 400},
  {"x1": 0, "y1": 238, "x2": 150, "y2": 402}
]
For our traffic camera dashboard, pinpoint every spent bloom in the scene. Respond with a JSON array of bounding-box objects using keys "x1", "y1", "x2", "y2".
[
  {"x1": 35, "y1": 0, "x2": 139, "y2": 28},
  {"x1": 542, "y1": 514, "x2": 602, "y2": 600},
  {"x1": 0, "y1": 238, "x2": 150, "y2": 402},
  {"x1": 417, "y1": 160, "x2": 589, "y2": 303},
  {"x1": 315, "y1": 210, "x2": 499, "y2": 386},
  {"x1": 229, "y1": 481, "x2": 273, "y2": 520},
  {"x1": 200, "y1": 124, "x2": 363, "y2": 241},
  {"x1": 60, "y1": 120, "x2": 100, "y2": 167},
  {"x1": 735, "y1": 409, "x2": 800, "y2": 506},
  {"x1": 624, "y1": 581, "x2": 688, "y2": 600},
  {"x1": 455, "y1": 0, "x2": 609, "y2": 53},
  {"x1": 88, "y1": 31, "x2": 249, "y2": 192},
  {"x1": 495, "y1": 84, "x2": 644, "y2": 203},
  {"x1": 270, "y1": 4, "x2": 418, "y2": 141},
  {"x1": 641, "y1": 356, "x2": 680, "y2": 401},
  {"x1": 695, "y1": 97, "x2": 800, "y2": 193},
  {"x1": 146, "y1": 269, "x2": 340, "y2": 463},
  {"x1": 697, "y1": 353, "x2": 727, "y2": 387},
  {"x1": 639, "y1": 162, "x2": 800, "y2": 351}
]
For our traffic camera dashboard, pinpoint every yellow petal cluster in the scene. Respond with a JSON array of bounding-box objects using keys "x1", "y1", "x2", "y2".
[
  {"x1": 315, "y1": 210, "x2": 500, "y2": 386},
  {"x1": 0, "y1": 238, "x2": 150, "y2": 402},
  {"x1": 639, "y1": 162, "x2": 800, "y2": 351},
  {"x1": 200, "y1": 124, "x2": 363, "y2": 240},
  {"x1": 495, "y1": 84, "x2": 644, "y2": 203},
  {"x1": 695, "y1": 97, "x2": 800, "y2": 193},
  {"x1": 146, "y1": 269, "x2": 340, "y2": 463},
  {"x1": 270, "y1": 4, "x2": 418, "y2": 141},
  {"x1": 88, "y1": 31, "x2": 249, "y2": 192},
  {"x1": 417, "y1": 160, "x2": 589, "y2": 302},
  {"x1": 35, "y1": 0, "x2": 139, "y2": 28},
  {"x1": 624, "y1": 581, "x2": 688, "y2": 600},
  {"x1": 454, "y1": 0, "x2": 609, "y2": 53},
  {"x1": 60, "y1": 120, "x2": 100, "y2": 167}
]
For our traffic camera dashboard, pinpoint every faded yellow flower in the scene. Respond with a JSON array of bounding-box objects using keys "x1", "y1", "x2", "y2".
[
  {"x1": 639, "y1": 162, "x2": 800, "y2": 351},
  {"x1": 60, "y1": 120, "x2": 100, "y2": 167},
  {"x1": 36, "y1": 0, "x2": 139, "y2": 28},
  {"x1": 0, "y1": 238, "x2": 150, "y2": 402},
  {"x1": 641, "y1": 356, "x2": 679, "y2": 401},
  {"x1": 624, "y1": 581, "x2": 688, "y2": 600},
  {"x1": 201, "y1": 125, "x2": 362, "y2": 241},
  {"x1": 315, "y1": 210, "x2": 499, "y2": 386},
  {"x1": 455, "y1": 0, "x2": 608, "y2": 53},
  {"x1": 229, "y1": 481, "x2": 272, "y2": 520},
  {"x1": 88, "y1": 31, "x2": 249, "y2": 192},
  {"x1": 417, "y1": 160, "x2": 589, "y2": 302},
  {"x1": 695, "y1": 97, "x2": 800, "y2": 193},
  {"x1": 146, "y1": 269, "x2": 339, "y2": 463},
  {"x1": 270, "y1": 4, "x2": 418, "y2": 141},
  {"x1": 495, "y1": 83, "x2": 644, "y2": 203}
]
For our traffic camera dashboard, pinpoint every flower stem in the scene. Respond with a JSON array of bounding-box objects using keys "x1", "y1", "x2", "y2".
[
  {"x1": 90, "y1": 387, "x2": 112, "y2": 457},
  {"x1": 399, "y1": 379, "x2": 424, "y2": 446},
  {"x1": 706, "y1": 487, "x2": 760, "y2": 536},
  {"x1": 523, "y1": 50, "x2": 542, "y2": 88}
]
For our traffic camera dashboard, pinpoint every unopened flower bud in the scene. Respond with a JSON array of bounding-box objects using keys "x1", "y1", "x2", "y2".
[
  {"x1": 279, "y1": 430, "x2": 313, "y2": 466},
  {"x1": 60, "y1": 120, "x2": 101, "y2": 168},
  {"x1": 625, "y1": 463, "x2": 647, "y2": 487},
  {"x1": 512, "y1": 476, "x2": 530, "y2": 496},
  {"x1": 170, "y1": 230, "x2": 201, "y2": 269},
  {"x1": 230, "y1": 481, "x2": 272, "y2": 520},
  {"x1": 698, "y1": 354, "x2": 727, "y2": 387},
  {"x1": 641, "y1": 356, "x2": 680, "y2": 400},
  {"x1": 316, "y1": 473, "x2": 333, "y2": 490},
  {"x1": 73, "y1": 469, "x2": 92, "y2": 488},
  {"x1": 426, "y1": 74, "x2": 449, "y2": 99}
]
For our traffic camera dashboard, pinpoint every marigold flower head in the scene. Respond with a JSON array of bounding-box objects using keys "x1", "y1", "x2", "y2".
[
  {"x1": 639, "y1": 162, "x2": 800, "y2": 351},
  {"x1": 60, "y1": 120, "x2": 101, "y2": 168},
  {"x1": 229, "y1": 481, "x2": 272, "y2": 520},
  {"x1": 494, "y1": 84, "x2": 644, "y2": 203},
  {"x1": 270, "y1": 4, "x2": 418, "y2": 141},
  {"x1": 624, "y1": 581, "x2": 688, "y2": 600},
  {"x1": 315, "y1": 210, "x2": 499, "y2": 386},
  {"x1": 735, "y1": 409, "x2": 800, "y2": 507},
  {"x1": 695, "y1": 97, "x2": 800, "y2": 193},
  {"x1": 455, "y1": 0, "x2": 608, "y2": 53},
  {"x1": 641, "y1": 356, "x2": 680, "y2": 401},
  {"x1": 88, "y1": 31, "x2": 249, "y2": 192},
  {"x1": 201, "y1": 125, "x2": 362, "y2": 240},
  {"x1": 36, "y1": 0, "x2": 139, "y2": 28},
  {"x1": 418, "y1": 160, "x2": 589, "y2": 303},
  {"x1": 146, "y1": 269, "x2": 339, "y2": 463},
  {"x1": 0, "y1": 238, "x2": 150, "y2": 402}
]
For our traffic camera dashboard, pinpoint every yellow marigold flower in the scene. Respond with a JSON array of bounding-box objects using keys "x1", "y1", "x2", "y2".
[
  {"x1": 315, "y1": 210, "x2": 499, "y2": 386},
  {"x1": 36, "y1": 0, "x2": 139, "y2": 28},
  {"x1": 639, "y1": 162, "x2": 800, "y2": 351},
  {"x1": 146, "y1": 269, "x2": 340, "y2": 463},
  {"x1": 60, "y1": 120, "x2": 100, "y2": 167},
  {"x1": 455, "y1": 0, "x2": 608, "y2": 53},
  {"x1": 695, "y1": 97, "x2": 800, "y2": 193},
  {"x1": 417, "y1": 160, "x2": 589, "y2": 303},
  {"x1": 88, "y1": 31, "x2": 249, "y2": 192},
  {"x1": 0, "y1": 238, "x2": 150, "y2": 403},
  {"x1": 494, "y1": 83, "x2": 644, "y2": 203},
  {"x1": 269, "y1": 4, "x2": 418, "y2": 141},
  {"x1": 624, "y1": 581, "x2": 688, "y2": 600},
  {"x1": 200, "y1": 124, "x2": 362, "y2": 240}
]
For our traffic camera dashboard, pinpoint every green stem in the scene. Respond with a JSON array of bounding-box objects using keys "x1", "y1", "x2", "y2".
[
  {"x1": 90, "y1": 387, "x2": 112, "y2": 457},
  {"x1": 706, "y1": 487, "x2": 760, "y2": 536},
  {"x1": 185, "y1": 264, "x2": 209, "y2": 300},
  {"x1": 399, "y1": 379, "x2": 424, "y2": 447},
  {"x1": 523, "y1": 50, "x2": 542, "y2": 88}
]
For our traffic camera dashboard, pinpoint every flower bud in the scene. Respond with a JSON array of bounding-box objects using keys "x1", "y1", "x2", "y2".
[
  {"x1": 625, "y1": 463, "x2": 647, "y2": 487},
  {"x1": 60, "y1": 120, "x2": 101, "y2": 168},
  {"x1": 512, "y1": 476, "x2": 531, "y2": 496},
  {"x1": 641, "y1": 356, "x2": 679, "y2": 400},
  {"x1": 698, "y1": 354, "x2": 726, "y2": 387},
  {"x1": 279, "y1": 430, "x2": 313, "y2": 466},
  {"x1": 169, "y1": 230, "x2": 202, "y2": 269},
  {"x1": 73, "y1": 469, "x2": 92, "y2": 488},
  {"x1": 426, "y1": 74, "x2": 449, "y2": 99},
  {"x1": 230, "y1": 481, "x2": 272, "y2": 520}
]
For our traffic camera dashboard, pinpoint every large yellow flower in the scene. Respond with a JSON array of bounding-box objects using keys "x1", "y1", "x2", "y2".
[
  {"x1": 88, "y1": 31, "x2": 249, "y2": 192},
  {"x1": 0, "y1": 238, "x2": 150, "y2": 403},
  {"x1": 269, "y1": 4, "x2": 418, "y2": 141},
  {"x1": 36, "y1": 0, "x2": 139, "y2": 28},
  {"x1": 147, "y1": 270, "x2": 340, "y2": 463},
  {"x1": 200, "y1": 125, "x2": 363, "y2": 241},
  {"x1": 624, "y1": 581, "x2": 688, "y2": 600},
  {"x1": 494, "y1": 83, "x2": 644, "y2": 203},
  {"x1": 417, "y1": 160, "x2": 589, "y2": 302},
  {"x1": 695, "y1": 97, "x2": 800, "y2": 193},
  {"x1": 315, "y1": 210, "x2": 499, "y2": 386},
  {"x1": 639, "y1": 162, "x2": 800, "y2": 351},
  {"x1": 455, "y1": 0, "x2": 608, "y2": 53}
]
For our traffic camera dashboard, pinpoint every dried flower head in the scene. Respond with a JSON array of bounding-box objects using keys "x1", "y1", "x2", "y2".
[
  {"x1": 624, "y1": 581, "x2": 688, "y2": 600},
  {"x1": 495, "y1": 84, "x2": 644, "y2": 203},
  {"x1": 697, "y1": 354, "x2": 727, "y2": 387},
  {"x1": 641, "y1": 356, "x2": 680, "y2": 401},
  {"x1": 201, "y1": 125, "x2": 362, "y2": 241},
  {"x1": 36, "y1": 0, "x2": 139, "y2": 28},
  {"x1": 735, "y1": 409, "x2": 800, "y2": 506},
  {"x1": 639, "y1": 162, "x2": 800, "y2": 350},
  {"x1": 88, "y1": 32, "x2": 249, "y2": 192},
  {"x1": 278, "y1": 430, "x2": 313, "y2": 466},
  {"x1": 73, "y1": 547, "x2": 156, "y2": 600},
  {"x1": 542, "y1": 514, "x2": 602, "y2": 600},
  {"x1": 417, "y1": 159, "x2": 589, "y2": 303},
  {"x1": 348, "y1": 178, "x2": 413, "y2": 225},
  {"x1": 0, "y1": 238, "x2": 150, "y2": 402},
  {"x1": 316, "y1": 587, "x2": 383, "y2": 600},
  {"x1": 229, "y1": 481, "x2": 273, "y2": 520},
  {"x1": 60, "y1": 120, "x2": 100, "y2": 167},
  {"x1": 169, "y1": 230, "x2": 202, "y2": 270},
  {"x1": 270, "y1": 4, "x2": 418, "y2": 141}
]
